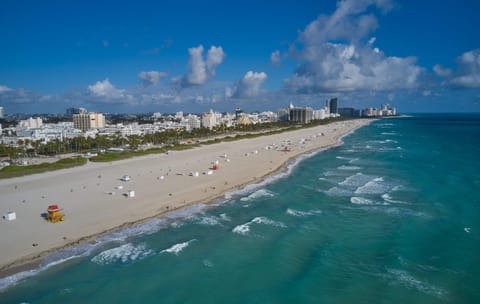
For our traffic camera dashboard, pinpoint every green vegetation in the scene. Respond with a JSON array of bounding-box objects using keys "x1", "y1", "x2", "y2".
[
  {"x1": 0, "y1": 157, "x2": 87, "y2": 179},
  {"x1": 0, "y1": 116, "x2": 361, "y2": 176}
]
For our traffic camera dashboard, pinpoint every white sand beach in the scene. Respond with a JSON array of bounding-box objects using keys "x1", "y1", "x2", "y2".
[{"x1": 0, "y1": 119, "x2": 371, "y2": 275}]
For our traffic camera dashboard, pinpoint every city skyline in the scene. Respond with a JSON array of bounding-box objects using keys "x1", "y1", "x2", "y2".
[{"x1": 1, "y1": 0, "x2": 479, "y2": 114}]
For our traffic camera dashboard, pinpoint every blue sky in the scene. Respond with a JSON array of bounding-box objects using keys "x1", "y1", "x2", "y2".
[{"x1": 1, "y1": 0, "x2": 479, "y2": 114}]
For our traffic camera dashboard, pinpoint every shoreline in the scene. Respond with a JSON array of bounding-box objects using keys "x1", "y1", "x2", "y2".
[{"x1": 0, "y1": 119, "x2": 373, "y2": 281}]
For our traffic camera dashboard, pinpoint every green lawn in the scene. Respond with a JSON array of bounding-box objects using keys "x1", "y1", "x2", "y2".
[{"x1": 0, "y1": 157, "x2": 87, "y2": 179}]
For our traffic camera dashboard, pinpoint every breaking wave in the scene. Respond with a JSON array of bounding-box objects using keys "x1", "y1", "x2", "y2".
[
  {"x1": 286, "y1": 208, "x2": 322, "y2": 217},
  {"x1": 161, "y1": 239, "x2": 196, "y2": 255},
  {"x1": 232, "y1": 216, "x2": 287, "y2": 235},
  {"x1": 91, "y1": 243, "x2": 154, "y2": 265},
  {"x1": 240, "y1": 189, "x2": 276, "y2": 202}
]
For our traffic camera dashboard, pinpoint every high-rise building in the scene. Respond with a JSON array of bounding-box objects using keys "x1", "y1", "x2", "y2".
[
  {"x1": 66, "y1": 107, "x2": 87, "y2": 116},
  {"x1": 0, "y1": 106, "x2": 4, "y2": 119},
  {"x1": 326, "y1": 98, "x2": 338, "y2": 114},
  {"x1": 235, "y1": 108, "x2": 243, "y2": 119},
  {"x1": 73, "y1": 113, "x2": 105, "y2": 131},
  {"x1": 277, "y1": 108, "x2": 289, "y2": 121}
]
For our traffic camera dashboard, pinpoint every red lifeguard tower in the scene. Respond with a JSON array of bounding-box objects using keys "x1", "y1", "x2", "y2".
[{"x1": 46, "y1": 204, "x2": 65, "y2": 223}]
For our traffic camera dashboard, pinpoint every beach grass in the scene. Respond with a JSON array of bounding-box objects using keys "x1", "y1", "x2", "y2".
[{"x1": 0, "y1": 157, "x2": 87, "y2": 179}]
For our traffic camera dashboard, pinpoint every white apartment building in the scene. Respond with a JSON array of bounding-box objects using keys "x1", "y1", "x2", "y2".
[
  {"x1": 202, "y1": 110, "x2": 217, "y2": 129},
  {"x1": 18, "y1": 117, "x2": 43, "y2": 129}
]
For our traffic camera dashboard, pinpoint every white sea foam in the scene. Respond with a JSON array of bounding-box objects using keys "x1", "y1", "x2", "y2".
[
  {"x1": 240, "y1": 189, "x2": 276, "y2": 202},
  {"x1": 355, "y1": 177, "x2": 390, "y2": 194},
  {"x1": 219, "y1": 213, "x2": 231, "y2": 221},
  {"x1": 381, "y1": 193, "x2": 408, "y2": 204},
  {"x1": 324, "y1": 186, "x2": 353, "y2": 196},
  {"x1": 387, "y1": 269, "x2": 447, "y2": 298},
  {"x1": 286, "y1": 208, "x2": 322, "y2": 217},
  {"x1": 339, "y1": 173, "x2": 373, "y2": 187},
  {"x1": 381, "y1": 132, "x2": 398, "y2": 136},
  {"x1": 91, "y1": 243, "x2": 154, "y2": 265},
  {"x1": 251, "y1": 216, "x2": 287, "y2": 228},
  {"x1": 337, "y1": 165, "x2": 362, "y2": 171},
  {"x1": 232, "y1": 216, "x2": 287, "y2": 235},
  {"x1": 195, "y1": 215, "x2": 221, "y2": 226},
  {"x1": 160, "y1": 239, "x2": 196, "y2": 255},
  {"x1": 232, "y1": 223, "x2": 250, "y2": 235},
  {"x1": 0, "y1": 253, "x2": 86, "y2": 292},
  {"x1": 350, "y1": 196, "x2": 375, "y2": 205}
]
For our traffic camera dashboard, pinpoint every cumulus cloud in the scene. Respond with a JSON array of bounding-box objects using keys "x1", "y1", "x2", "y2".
[
  {"x1": 285, "y1": 0, "x2": 423, "y2": 93},
  {"x1": 271, "y1": 50, "x2": 281, "y2": 65},
  {"x1": 182, "y1": 45, "x2": 225, "y2": 87},
  {"x1": 138, "y1": 71, "x2": 168, "y2": 86},
  {"x1": 0, "y1": 85, "x2": 13, "y2": 93},
  {"x1": 87, "y1": 79, "x2": 129, "y2": 101},
  {"x1": 206, "y1": 46, "x2": 226, "y2": 76},
  {"x1": 233, "y1": 71, "x2": 268, "y2": 98},
  {"x1": 433, "y1": 64, "x2": 452, "y2": 78},
  {"x1": 449, "y1": 49, "x2": 480, "y2": 88}
]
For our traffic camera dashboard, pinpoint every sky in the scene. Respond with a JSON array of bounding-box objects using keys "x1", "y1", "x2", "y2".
[{"x1": 0, "y1": 0, "x2": 479, "y2": 114}]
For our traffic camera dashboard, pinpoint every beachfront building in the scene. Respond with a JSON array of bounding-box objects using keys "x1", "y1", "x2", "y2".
[
  {"x1": 277, "y1": 108, "x2": 289, "y2": 121},
  {"x1": 313, "y1": 109, "x2": 328, "y2": 120},
  {"x1": 73, "y1": 112, "x2": 106, "y2": 131},
  {"x1": 181, "y1": 114, "x2": 201, "y2": 131},
  {"x1": 380, "y1": 104, "x2": 397, "y2": 116},
  {"x1": 326, "y1": 98, "x2": 338, "y2": 115},
  {"x1": 202, "y1": 110, "x2": 217, "y2": 129},
  {"x1": 289, "y1": 107, "x2": 313, "y2": 124},
  {"x1": 0, "y1": 106, "x2": 4, "y2": 118},
  {"x1": 236, "y1": 114, "x2": 252, "y2": 125},
  {"x1": 17, "y1": 117, "x2": 43, "y2": 129}
]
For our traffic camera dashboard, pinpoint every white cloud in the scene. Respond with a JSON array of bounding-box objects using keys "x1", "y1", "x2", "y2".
[
  {"x1": 138, "y1": 71, "x2": 168, "y2": 86},
  {"x1": 433, "y1": 64, "x2": 452, "y2": 77},
  {"x1": 206, "y1": 46, "x2": 225, "y2": 76},
  {"x1": 285, "y1": 0, "x2": 423, "y2": 93},
  {"x1": 0, "y1": 85, "x2": 13, "y2": 93},
  {"x1": 185, "y1": 45, "x2": 207, "y2": 86},
  {"x1": 88, "y1": 79, "x2": 126, "y2": 99},
  {"x1": 233, "y1": 71, "x2": 268, "y2": 98},
  {"x1": 271, "y1": 50, "x2": 281, "y2": 65},
  {"x1": 449, "y1": 49, "x2": 480, "y2": 88},
  {"x1": 182, "y1": 45, "x2": 225, "y2": 87}
]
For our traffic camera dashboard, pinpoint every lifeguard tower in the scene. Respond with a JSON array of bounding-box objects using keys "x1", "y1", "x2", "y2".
[{"x1": 46, "y1": 204, "x2": 65, "y2": 223}]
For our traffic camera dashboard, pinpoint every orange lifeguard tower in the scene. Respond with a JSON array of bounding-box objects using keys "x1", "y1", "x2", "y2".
[{"x1": 47, "y1": 204, "x2": 65, "y2": 223}]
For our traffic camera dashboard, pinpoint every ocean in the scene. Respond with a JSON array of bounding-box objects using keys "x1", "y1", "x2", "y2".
[{"x1": 1, "y1": 114, "x2": 480, "y2": 303}]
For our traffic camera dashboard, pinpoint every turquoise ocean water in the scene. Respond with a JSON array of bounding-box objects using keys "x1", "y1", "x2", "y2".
[{"x1": 1, "y1": 114, "x2": 480, "y2": 303}]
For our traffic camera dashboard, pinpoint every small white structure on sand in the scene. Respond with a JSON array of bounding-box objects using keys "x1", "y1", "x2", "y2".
[
  {"x1": 226, "y1": 158, "x2": 230, "y2": 162},
  {"x1": 207, "y1": 170, "x2": 213, "y2": 175},
  {"x1": 121, "y1": 175, "x2": 131, "y2": 181},
  {"x1": 254, "y1": 150, "x2": 258, "y2": 154},
  {"x1": 3, "y1": 212, "x2": 16, "y2": 221},
  {"x1": 160, "y1": 175, "x2": 165, "y2": 180},
  {"x1": 116, "y1": 185, "x2": 124, "y2": 190},
  {"x1": 127, "y1": 190, "x2": 135, "y2": 197},
  {"x1": 190, "y1": 171, "x2": 199, "y2": 177}
]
